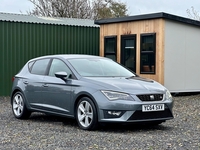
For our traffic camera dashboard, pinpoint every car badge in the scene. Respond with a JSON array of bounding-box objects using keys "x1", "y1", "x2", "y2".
[{"x1": 150, "y1": 95, "x2": 154, "y2": 100}]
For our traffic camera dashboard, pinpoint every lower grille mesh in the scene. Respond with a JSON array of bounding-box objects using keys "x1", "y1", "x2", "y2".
[{"x1": 128, "y1": 109, "x2": 173, "y2": 121}]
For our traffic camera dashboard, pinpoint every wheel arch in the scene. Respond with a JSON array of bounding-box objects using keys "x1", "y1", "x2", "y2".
[
  {"x1": 11, "y1": 88, "x2": 23, "y2": 104},
  {"x1": 73, "y1": 92, "x2": 99, "y2": 119},
  {"x1": 11, "y1": 87, "x2": 32, "y2": 119},
  {"x1": 11, "y1": 88, "x2": 31, "y2": 110}
]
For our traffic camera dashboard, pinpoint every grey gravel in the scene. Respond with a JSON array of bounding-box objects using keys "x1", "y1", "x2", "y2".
[{"x1": 0, "y1": 94, "x2": 200, "y2": 150}]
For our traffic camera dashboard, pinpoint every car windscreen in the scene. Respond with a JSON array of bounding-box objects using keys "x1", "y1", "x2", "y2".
[{"x1": 68, "y1": 58, "x2": 135, "y2": 77}]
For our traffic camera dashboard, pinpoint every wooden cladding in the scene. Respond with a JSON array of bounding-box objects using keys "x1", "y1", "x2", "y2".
[{"x1": 99, "y1": 19, "x2": 165, "y2": 84}]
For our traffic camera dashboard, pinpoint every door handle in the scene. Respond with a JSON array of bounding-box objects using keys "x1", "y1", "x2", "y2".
[
  {"x1": 42, "y1": 84, "x2": 48, "y2": 87},
  {"x1": 23, "y1": 81, "x2": 28, "y2": 84}
]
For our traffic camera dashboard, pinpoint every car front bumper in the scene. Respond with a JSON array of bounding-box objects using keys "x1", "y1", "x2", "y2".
[{"x1": 93, "y1": 92, "x2": 174, "y2": 123}]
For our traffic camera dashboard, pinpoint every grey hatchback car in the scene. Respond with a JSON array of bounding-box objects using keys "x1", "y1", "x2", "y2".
[{"x1": 11, "y1": 55, "x2": 173, "y2": 130}]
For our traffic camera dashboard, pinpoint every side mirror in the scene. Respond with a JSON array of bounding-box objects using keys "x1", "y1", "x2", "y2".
[{"x1": 55, "y1": 71, "x2": 68, "y2": 82}]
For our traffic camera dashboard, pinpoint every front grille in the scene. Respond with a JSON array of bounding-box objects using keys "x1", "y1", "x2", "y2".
[
  {"x1": 128, "y1": 109, "x2": 173, "y2": 121},
  {"x1": 137, "y1": 94, "x2": 163, "y2": 101}
]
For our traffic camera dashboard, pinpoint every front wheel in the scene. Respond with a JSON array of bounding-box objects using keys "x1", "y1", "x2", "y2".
[
  {"x1": 76, "y1": 97, "x2": 98, "y2": 130},
  {"x1": 12, "y1": 92, "x2": 31, "y2": 119}
]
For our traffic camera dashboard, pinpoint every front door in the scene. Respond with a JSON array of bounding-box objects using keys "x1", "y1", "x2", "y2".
[
  {"x1": 42, "y1": 58, "x2": 73, "y2": 114},
  {"x1": 121, "y1": 35, "x2": 136, "y2": 72}
]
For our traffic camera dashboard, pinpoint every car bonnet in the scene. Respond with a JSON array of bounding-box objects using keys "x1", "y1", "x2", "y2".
[{"x1": 81, "y1": 77, "x2": 165, "y2": 94}]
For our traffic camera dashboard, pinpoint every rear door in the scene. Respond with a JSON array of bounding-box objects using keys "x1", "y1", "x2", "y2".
[{"x1": 24, "y1": 58, "x2": 51, "y2": 109}]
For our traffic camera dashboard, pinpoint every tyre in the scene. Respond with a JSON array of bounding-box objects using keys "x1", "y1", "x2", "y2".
[
  {"x1": 76, "y1": 97, "x2": 98, "y2": 130},
  {"x1": 12, "y1": 92, "x2": 31, "y2": 119}
]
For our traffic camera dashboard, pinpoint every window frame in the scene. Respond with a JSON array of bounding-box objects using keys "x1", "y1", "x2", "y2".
[
  {"x1": 104, "y1": 36, "x2": 117, "y2": 61},
  {"x1": 29, "y1": 58, "x2": 51, "y2": 75},
  {"x1": 140, "y1": 33, "x2": 156, "y2": 74},
  {"x1": 121, "y1": 34, "x2": 136, "y2": 72},
  {"x1": 48, "y1": 58, "x2": 74, "y2": 79}
]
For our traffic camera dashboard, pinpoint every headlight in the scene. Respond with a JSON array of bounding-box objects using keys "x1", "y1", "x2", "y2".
[
  {"x1": 101, "y1": 90, "x2": 134, "y2": 101},
  {"x1": 165, "y1": 90, "x2": 172, "y2": 101}
]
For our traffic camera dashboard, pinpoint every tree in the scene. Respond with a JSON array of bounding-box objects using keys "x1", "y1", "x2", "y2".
[
  {"x1": 27, "y1": 0, "x2": 128, "y2": 19},
  {"x1": 186, "y1": 6, "x2": 200, "y2": 21},
  {"x1": 28, "y1": 0, "x2": 93, "y2": 19},
  {"x1": 92, "y1": 0, "x2": 128, "y2": 20}
]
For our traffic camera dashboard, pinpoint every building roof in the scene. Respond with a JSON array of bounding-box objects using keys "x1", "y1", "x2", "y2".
[
  {"x1": 95, "y1": 12, "x2": 200, "y2": 27},
  {"x1": 0, "y1": 12, "x2": 99, "y2": 28}
]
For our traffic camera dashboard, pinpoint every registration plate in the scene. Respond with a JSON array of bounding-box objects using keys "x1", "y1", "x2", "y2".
[{"x1": 142, "y1": 104, "x2": 165, "y2": 112}]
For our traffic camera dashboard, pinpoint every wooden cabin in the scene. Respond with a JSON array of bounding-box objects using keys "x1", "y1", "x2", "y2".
[{"x1": 95, "y1": 12, "x2": 200, "y2": 93}]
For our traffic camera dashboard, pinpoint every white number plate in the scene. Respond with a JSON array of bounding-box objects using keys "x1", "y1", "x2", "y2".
[{"x1": 142, "y1": 104, "x2": 165, "y2": 112}]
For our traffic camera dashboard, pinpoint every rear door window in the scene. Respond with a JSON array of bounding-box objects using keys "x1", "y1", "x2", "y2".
[{"x1": 30, "y1": 59, "x2": 50, "y2": 75}]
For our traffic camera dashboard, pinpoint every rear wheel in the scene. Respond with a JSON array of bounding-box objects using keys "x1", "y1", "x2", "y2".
[
  {"x1": 12, "y1": 92, "x2": 31, "y2": 119},
  {"x1": 76, "y1": 97, "x2": 98, "y2": 130}
]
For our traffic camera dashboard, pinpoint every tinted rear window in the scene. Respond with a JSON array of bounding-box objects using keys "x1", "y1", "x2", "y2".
[
  {"x1": 31, "y1": 59, "x2": 50, "y2": 75},
  {"x1": 28, "y1": 61, "x2": 35, "y2": 71}
]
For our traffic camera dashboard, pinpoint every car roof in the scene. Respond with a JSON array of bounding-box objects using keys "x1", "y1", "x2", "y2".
[
  {"x1": 57, "y1": 54, "x2": 104, "y2": 59},
  {"x1": 28, "y1": 54, "x2": 109, "y2": 62}
]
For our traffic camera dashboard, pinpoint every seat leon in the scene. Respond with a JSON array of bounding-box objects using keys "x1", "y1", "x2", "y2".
[{"x1": 11, "y1": 54, "x2": 173, "y2": 130}]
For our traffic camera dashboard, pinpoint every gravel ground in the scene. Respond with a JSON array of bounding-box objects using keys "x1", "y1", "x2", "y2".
[{"x1": 0, "y1": 94, "x2": 200, "y2": 150}]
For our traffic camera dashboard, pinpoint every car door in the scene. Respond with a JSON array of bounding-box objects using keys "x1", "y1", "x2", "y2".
[
  {"x1": 42, "y1": 58, "x2": 73, "y2": 115},
  {"x1": 24, "y1": 58, "x2": 51, "y2": 109}
]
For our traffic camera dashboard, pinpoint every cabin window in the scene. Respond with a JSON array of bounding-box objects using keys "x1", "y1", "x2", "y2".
[
  {"x1": 140, "y1": 33, "x2": 156, "y2": 74},
  {"x1": 104, "y1": 36, "x2": 117, "y2": 61},
  {"x1": 121, "y1": 35, "x2": 136, "y2": 72}
]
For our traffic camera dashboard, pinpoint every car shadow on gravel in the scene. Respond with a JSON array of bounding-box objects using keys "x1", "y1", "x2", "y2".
[
  {"x1": 29, "y1": 113, "x2": 77, "y2": 126},
  {"x1": 97, "y1": 121, "x2": 174, "y2": 133},
  {"x1": 29, "y1": 112, "x2": 173, "y2": 132},
  {"x1": 172, "y1": 92, "x2": 200, "y2": 97}
]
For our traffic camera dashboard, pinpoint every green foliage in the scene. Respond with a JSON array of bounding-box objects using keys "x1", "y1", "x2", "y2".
[
  {"x1": 92, "y1": 0, "x2": 128, "y2": 19},
  {"x1": 109, "y1": 1, "x2": 128, "y2": 18}
]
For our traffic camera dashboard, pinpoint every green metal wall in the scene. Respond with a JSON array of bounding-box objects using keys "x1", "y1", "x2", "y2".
[{"x1": 0, "y1": 21, "x2": 99, "y2": 96}]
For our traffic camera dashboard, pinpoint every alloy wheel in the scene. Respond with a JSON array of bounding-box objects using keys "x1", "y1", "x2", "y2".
[
  {"x1": 77, "y1": 100, "x2": 94, "y2": 128},
  {"x1": 13, "y1": 93, "x2": 24, "y2": 117}
]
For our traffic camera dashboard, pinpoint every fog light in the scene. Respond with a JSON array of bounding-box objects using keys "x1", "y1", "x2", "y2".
[
  {"x1": 104, "y1": 110, "x2": 125, "y2": 118},
  {"x1": 108, "y1": 111, "x2": 121, "y2": 116}
]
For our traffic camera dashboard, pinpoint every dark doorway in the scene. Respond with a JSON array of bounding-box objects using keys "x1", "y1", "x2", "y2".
[{"x1": 121, "y1": 35, "x2": 136, "y2": 72}]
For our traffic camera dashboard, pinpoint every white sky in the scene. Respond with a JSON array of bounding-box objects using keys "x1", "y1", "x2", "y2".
[{"x1": 0, "y1": 0, "x2": 200, "y2": 18}]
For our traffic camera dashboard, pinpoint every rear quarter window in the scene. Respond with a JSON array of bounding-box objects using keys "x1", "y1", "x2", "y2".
[
  {"x1": 28, "y1": 61, "x2": 35, "y2": 71},
  {"x1": 30, "y1": 59, "x2": 50, "y2": 75}
]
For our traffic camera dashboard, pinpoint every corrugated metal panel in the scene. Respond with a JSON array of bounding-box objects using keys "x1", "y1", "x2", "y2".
[
  {"x1": 0, "y1": 12, "x2": 99, "y2": 27},
  {"x1": 0, "y1": 21, "x2": 99, "y2": 96}
]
